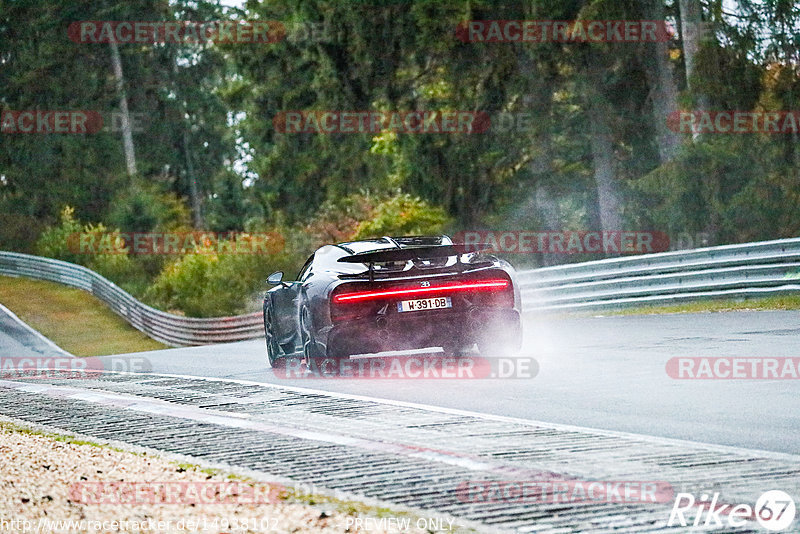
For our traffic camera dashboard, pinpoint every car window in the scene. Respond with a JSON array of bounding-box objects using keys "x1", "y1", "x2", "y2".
[{"x1": 297, "y1": 254, "x2": 314, "y2": 281}]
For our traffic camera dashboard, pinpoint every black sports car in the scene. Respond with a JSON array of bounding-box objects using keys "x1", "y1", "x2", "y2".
[{"x1": 263, "y1": 235, "x2": 522, "y2": 367}]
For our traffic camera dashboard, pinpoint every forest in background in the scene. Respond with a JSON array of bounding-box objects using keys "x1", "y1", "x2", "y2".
[{"x1": 1, "y1": 0, "x2": 799, "y2": 316}]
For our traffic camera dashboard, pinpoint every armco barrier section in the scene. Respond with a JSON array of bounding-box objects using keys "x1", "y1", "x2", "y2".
[
  {"x1": 0, "y1": 252, "x2": 262, "y2": 346},
  {"x1": 1, "y1": 238, "x2": 799, "y2": 345},
  {"x1": 520, "y1": 237, "x2": 800, "y2": 310}
]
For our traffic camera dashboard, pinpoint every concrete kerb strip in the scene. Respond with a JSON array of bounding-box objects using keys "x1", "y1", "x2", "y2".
[{"x1": 84, "y1": 369, "x2": 800, "y2": 464}]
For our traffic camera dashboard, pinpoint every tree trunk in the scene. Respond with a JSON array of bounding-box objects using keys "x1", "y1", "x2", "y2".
[
  {"x1": 518, "y1": 50, "x2": 564, "y2": 265},
  {"x1": 643, "y1": 0, "x2": 681, "y2": 162},
  {"x1": 680, "y1": 0, "x2": 718, "y2": 242},
  {"x1": 182, "y1": 126, "x2": 203, "y2": 229},
  {"x1": 534, "y1": 180, "x2": 562, "y2": 266},
  {"x1": 679, "y1": 0, "x2": 703, "y2": 90},
  {"x1": 588, "y1": 104, "x2": 623, "y2": 249},
  {"x1": 528, "y1": 126, "x2": 562, "y2": 266},
  {"x1": 679, "y1": 0, "x2": 709, "y2": 139},
  {"x1": 108, "y1": 39, "x2": 137, "y2": 176},
  {"x1": 170, "y1": 49, "x2": 204, "y2": 229}
]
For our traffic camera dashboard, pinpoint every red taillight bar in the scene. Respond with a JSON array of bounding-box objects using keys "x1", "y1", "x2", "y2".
[{"x1": 332, "y1": 279, "x2": 510, "y2": 304}]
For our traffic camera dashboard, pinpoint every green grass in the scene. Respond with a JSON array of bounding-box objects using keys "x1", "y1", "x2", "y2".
[
  {"x1": 0, "y1": 275, "x2": 166, "y2": 356},
  {"x1": 605, "y1": 294, "x2": 800, "y2": 316},
  {"x1": 522, "y1": 293, "x2": 800, "y2": 320},
  {"x1": 0, "y1": 420, "x2": 137, "y2": 452}
]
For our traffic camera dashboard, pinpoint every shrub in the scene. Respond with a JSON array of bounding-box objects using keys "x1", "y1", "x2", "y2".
[
  {"x1": 143, "y1": 233, "x2": 297, "y2": 317},
  {"x1": 34, "y1": 193, "x2": 452, "y2": 318},
  {"x1": 35, "y1": 207, "x2": 146, "y2": 292},
  {"x1": 304, "y1": 193, "x2": 375, "y2": 244},
  {"x1": 107, "y1": 182, "x2": 191, "y2": 233},
  {"x1": 34, "y1": 206, "x2": 84, "y2": 264},
  {"x1": 353, "y1": 193, "x2": 450, "y2": 239}
]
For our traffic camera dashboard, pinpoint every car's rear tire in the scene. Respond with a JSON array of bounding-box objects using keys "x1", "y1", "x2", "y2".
[
  {"x1": 476, "y1": 324, "x2": 522, "y2": 357},
  {"x1": 442, "y1": 340, "x2": 475, "y2": 358},
  {"x1": 300, "y1": 305, "x2": 326, "y2": 361}
]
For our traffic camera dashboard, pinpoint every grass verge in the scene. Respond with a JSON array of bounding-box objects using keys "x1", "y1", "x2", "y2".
[
  {"x1": 605, "y1": 294, "x2": 800, "y2": 315},
  {"x1": 0, "y1": 275, "x2": 166, "y2": 356},
  {"x1": 523, "y1": 293, "x2": 800, "y2": 320}
]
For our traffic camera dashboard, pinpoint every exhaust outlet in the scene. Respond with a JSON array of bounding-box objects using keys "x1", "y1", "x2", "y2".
[
  {"x1": 468, "y1": 307, "x2": 482, "y2": 328},
  {"x1": 376, "y1": 316, "x2": 390, "y2": 340}
]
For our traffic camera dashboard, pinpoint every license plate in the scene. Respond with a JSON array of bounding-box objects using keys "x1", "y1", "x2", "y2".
[{"x1": 397, "y1": 296, "x2": 451, "y2": 312}]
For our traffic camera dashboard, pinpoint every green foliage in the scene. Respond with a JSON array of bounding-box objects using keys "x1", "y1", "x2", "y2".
[
  {"x1": 107, "y1": 183, "x2": 192, "y2": 234},
  {"x1": 206, "y1": 169, "x2": 253, "y2": 233},
  {"x1": 6, "y1": 0, "x2": 800, "y2": 316},
  {"x1": 0, "y1": 0, "x2": 236, "y2": 237},
  {"x1": 0, "y1": 210, "x2": 46, "y2": 253},
  {"x1": 305, "y1": 193, "x2": 376, "y2": 244},
  {"x1": 354, "y1": 194, "x2": 451, "y2": 239},
  {"x1": 34, "y1": 207, "x2": 84, "y2": 265},
  {"x1": 87, "y1": 250, "x2": 149, "y2": 296},
  {"x1": 143, "y1": 237, "x2": 296, "y2": 317},
  {"x1": 34, "y1": 206, "x2": 147, "y2": 292},
  {"x1": 633, "y1": 134, "x2": 800, "y2": 244}
]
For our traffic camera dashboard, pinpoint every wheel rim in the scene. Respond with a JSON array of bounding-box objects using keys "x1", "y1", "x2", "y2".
[
  {"x1": 265, "y1": 311, "x2": 279, "y2": 364},
  {"x1": 300, "y1": 307, "x2": 315, "y2": 362}
]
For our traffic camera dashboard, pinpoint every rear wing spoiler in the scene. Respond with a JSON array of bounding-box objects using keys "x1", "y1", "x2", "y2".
[{"x1": 337, "y1": 244, "x2": 494, "y2": 264}]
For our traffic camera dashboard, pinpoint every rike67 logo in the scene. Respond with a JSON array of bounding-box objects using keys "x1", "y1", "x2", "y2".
[{"x1": 669, "y1": 490, "x2": 796, "y2": 531}]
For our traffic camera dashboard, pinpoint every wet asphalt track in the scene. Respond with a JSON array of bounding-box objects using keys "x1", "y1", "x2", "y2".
[
  {"x1": 92, "y1": 310, "x2": 800, "y2": 455},
  {"x1": 0, "y1": 303, "x2": 69, "y2": 359}
]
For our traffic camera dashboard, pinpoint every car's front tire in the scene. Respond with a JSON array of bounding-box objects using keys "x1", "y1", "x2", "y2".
[{"x1": 264, "y1": 308, "x2": 284, "y2": 368}]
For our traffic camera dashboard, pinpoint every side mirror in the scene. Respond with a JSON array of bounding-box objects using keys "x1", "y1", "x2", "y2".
[{"x1": 267, "y1": 271, "x2": 284, "y2": 285}]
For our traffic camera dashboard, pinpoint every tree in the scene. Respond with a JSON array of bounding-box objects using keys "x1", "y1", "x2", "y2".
[{"x1": 109, "y1": 39, "x2": 137, "y2": 176}]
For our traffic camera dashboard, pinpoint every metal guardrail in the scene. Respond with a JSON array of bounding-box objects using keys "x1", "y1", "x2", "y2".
[
  {"x1": 0, "y1": 252, "x2": 262, "y2": 347},
  {"x1": 1, "y1": 237, "x2": 799, "y2": 346},
  {"x1": 520, "y1": 237, "x2": 800, "y2": 311}
]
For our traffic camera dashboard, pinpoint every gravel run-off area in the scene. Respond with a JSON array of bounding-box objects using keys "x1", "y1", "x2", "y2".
[{"x1": 0, "y1": 421, "x2": 433, "y2": 534}]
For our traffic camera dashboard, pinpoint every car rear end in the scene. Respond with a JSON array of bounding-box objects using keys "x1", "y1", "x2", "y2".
[{"x1": 325, "y1": 252, "x2": 521, "y2": 357}]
